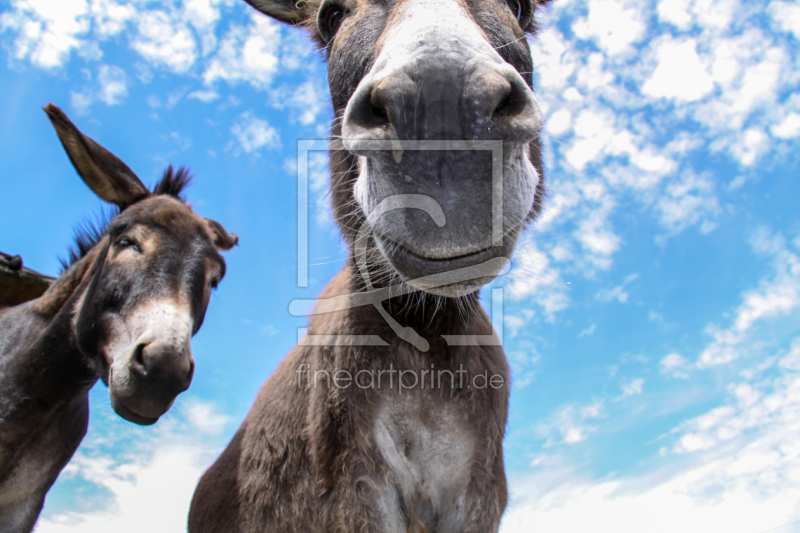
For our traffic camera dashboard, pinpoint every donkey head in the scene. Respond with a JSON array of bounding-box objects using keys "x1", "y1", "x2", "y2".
[
  {"x1": 44, "y1": 104, "x2": 238, "y2": 425},
  {"x1": 245, "y1": 0, "x2": 550, "y2": 297}
]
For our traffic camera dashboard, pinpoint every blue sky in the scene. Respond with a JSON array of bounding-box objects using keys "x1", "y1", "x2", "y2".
[{"x1": 1, "y1": 0, "x2": 799, "y2": 531}]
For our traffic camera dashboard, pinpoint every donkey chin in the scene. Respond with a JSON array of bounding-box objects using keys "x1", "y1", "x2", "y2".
[{"x1": 98, "y1": 300, "x2": 196, "y2": 426}]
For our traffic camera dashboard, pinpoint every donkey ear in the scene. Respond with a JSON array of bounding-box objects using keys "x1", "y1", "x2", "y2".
[
  {"x1": 43, "y1": 103, "x2": 150, "y2": 209},
  {"x1": 242, "y1": 0, "x2": 309, "y2": 24},
  {"x1": 205, "y1": 218, "x2": 239, "y2": 251}
]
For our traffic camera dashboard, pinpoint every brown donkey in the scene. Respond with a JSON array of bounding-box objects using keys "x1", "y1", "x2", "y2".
[
  {"x1": 190, "y1": 0, "x2": 551, "y2": 531},
  {"x1": 0, "y1": 104, "x2": 237, "y2": 533}
]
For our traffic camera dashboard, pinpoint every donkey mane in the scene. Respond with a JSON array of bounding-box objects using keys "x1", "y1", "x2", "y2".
[
  {"x1": 153, "y1": 164, "x2": 193, "y2": 200},
  {"x1": 59, "y1": 165, "x2": 193, "y2": 272}
]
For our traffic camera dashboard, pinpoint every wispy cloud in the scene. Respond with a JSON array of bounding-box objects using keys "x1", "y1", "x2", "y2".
[
  {"x1": 698, "y1": 228, "x2": 800, "y2": 368},
  {"x1": 70, "y1": 63, "x2": 128, "y2": 114},
  {"x1": 660, "y1": 353, "x2": 691, "y2": 379},
  {"x1": 36, "y1": 398, "x2": 230, "y2": 532},
  {"x1": 230, "y1": 110, "x2": 281, "y2": 154},
  {"x1": 515, "y1": 0, "x2": 800, "y2": 320},
  {"x1": 131, "y1": 10, "x2": 197, "y2": 74},
  {"x1": 619, "y1": 378, "x2": 644, "y2": 399},
  {"x1": 596, "y1": 273, "x2": 639, "y2": 303},
  {"x1": 504, "y1": 333, "x2": 800, "y2": 533},
  {"x1": 202, "y1": 14, "x2": 281, "y2": 89},
  {"x1": 536, "y1": 400, "x2": 607, "y2": 446}
]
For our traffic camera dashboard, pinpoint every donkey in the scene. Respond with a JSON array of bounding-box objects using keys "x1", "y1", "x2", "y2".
[
  {"x1": 190, "y1": 0, "x2": 551, "y2": 531},
  {"x1": 0, "y1": 104, "x2": 237, "y2": 533}
]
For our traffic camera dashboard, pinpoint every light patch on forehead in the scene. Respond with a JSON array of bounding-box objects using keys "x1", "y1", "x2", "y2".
[{"x1": 377, "y1": 0, "x2": 494, "y2": 60}]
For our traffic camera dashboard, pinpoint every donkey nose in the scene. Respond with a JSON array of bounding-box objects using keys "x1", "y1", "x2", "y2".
[
  {"x1": 129, "y1": 341, "x2": 195, "y2": 391},
  {"x1": 342, "y1": 61, "x2": 541, "y2": 150}
]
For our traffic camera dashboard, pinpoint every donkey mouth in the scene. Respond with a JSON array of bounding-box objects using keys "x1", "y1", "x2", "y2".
[
  {"x1": 374, "y1": 234, "x2": 512, "y2": 297},
  {"x1": 110, "y1": 394, "x2": 160, "y2": 426}
]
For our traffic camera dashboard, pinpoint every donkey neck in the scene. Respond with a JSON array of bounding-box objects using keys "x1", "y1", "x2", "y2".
[{"x1": 0, "y1": 248, "x2": 103, "y2": 423}]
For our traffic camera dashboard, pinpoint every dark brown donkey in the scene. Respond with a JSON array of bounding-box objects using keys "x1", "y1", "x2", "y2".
[
  {"x1": 0, "y1": 104, "x2": 237, "y2": 533},
  {"x1": 190, "y1": 0, "x2": 551, "y2": 531}
]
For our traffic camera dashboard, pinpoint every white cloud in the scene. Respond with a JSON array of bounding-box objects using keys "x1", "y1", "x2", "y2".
[
  {"x1": 131, "y1": 10, "x2": 197, "y2": 74},
  {"x1": 69, "y1": 63, "x2": 128, "y2": 113},
  {"x1": 660, "y1": 353, "x2": 690, "y2": 379},
  {"x1": 657, "y1": 0, "x2": 693, "y2": 29},
  {"x1": 523, "y1": 0, "x2": 799, "y2": 297},
  {"x1": 546, "y1": 108, "x2": 572, "y2": 136},
  {"x1": 507, "y1": 339, "x2": 541, "y2": 388},
  {"x1": 230, "y1": 111, "x2": 280, "y2": 154},
  {"x1": 507, "y1": 238, "x2": 570, "y2": 320},
  {"x1": 769, "y1": 0, "x2": 800, "y2": 39},
  {"x1": 779, "y1": 339, "x2": 800, "y2": 372},
  {"x1": 96, "y1": 64, "x2": 127, "y2": 105},
  {"x1": 187, "y1": 89, "x2": 220, "y2": 103},
  {"x1": 655, "y1": 172, "x2": 720, "y2": 236},
  {"x1": 730, "y1": 127, "x2": 768, "y2": 166},
  {"x1": 0, "y1": 1, "x2": 218, "y2": 74},
  {"x1": 596, "y1": 273, "x2": 639, "y2": 303},
  {"x1": 698, "y1": 229, "x2": 800, "y2": 368},
  {"x1": 0, "y1": 0, "x2": 89, "y2": 68},
  {"x1": 203, "y1": 14, "x2": 281, "y2": 89},
  {"x1": 185, "y1": 400, "x2": 229, "y2": 435},
  {"x1": 642, "y1": 38, "x2": 714, "y2": 101},
  {"x1": 39, "y1": 448, "x2": 203, "y2": 533},
  {"x1": 36, "y1": 400, "x2": 228, "y2": 533},
  {"x1": 1, "y1": 0, "x2": 316, "y2": 110},
  {"x1": 502, "y1": 456, "x2": 800, "y2": 533},
  {"x1": 505, "y1": 311, "x2": 536, "y2": 338},
  {"x1": 620, "y1": 378, "x2": 644, "y2": 399},
  {"x1": 268, "y1": 81, "x2": 331, "y2": 126},
  {"x1": 564, "y1": 109, "x2": 614, "y2": 171},
  {"x1": 537, "y1": 400, "x2": 606, "y2": 446},
  {"x1": 503, "y1": 332, "x2": 800, "y2": 533},
  {"x1": 90, "y1": 0, "x2": 135, "y2": 37},
  {"x1": 596, "y1": 285, "x2": 626, "y2": 303},
  {"x1": 572, "y1": 0, "x2": 646, "y2": 55},
  {"x1": 184, "y1": 0, "x2": 224, "y2": 31},
  {"x1": 772, "y1": 112, "x2": 800, "y2": 139}
]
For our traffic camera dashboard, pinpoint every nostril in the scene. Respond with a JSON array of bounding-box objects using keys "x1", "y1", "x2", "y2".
[
  {"x1": 491, "y1": 79, "x2": 525, "y2": 119},
  {"x1": 347, "y1": 84, "x2": 392, "y2": 131},
  {"x1": 185, "y1": 358, "x2": 195, "y2": 384},
  {"x1": 369, "y1": 95, "x2": 390, "y2": 124},
  {"x1": 130, "y1": 343, "x2": 147, "y2": 377}
]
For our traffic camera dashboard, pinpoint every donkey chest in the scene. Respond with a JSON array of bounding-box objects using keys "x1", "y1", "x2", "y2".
[{"x1": 372, "y1": 395, "x2": 475, "y2": 531}]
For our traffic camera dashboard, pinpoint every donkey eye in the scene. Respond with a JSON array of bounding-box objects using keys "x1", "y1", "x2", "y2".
[
  {"x1": 209, "y1": 278, "x2": 219, "y2": 290},
  {"x1": 506, "y1": 0, "x2": 523, "y2": 21},
  {"x1": 320, "y1": 5, "x2": 347, "y2": 42},
  {"x1": 115, "y1": 236, "x2": 140, "y2": 253}
]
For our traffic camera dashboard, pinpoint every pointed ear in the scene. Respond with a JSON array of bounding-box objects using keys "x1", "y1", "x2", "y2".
[
  {"x1": 44, "y1": 103, "x2": 150, "y2": 209},
  {"x1": 205, "y1": 218, "x2": 239, "y2": 251},
  {"x1": 242, "y1": 0, "x2": 311, "y2": 25}
]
